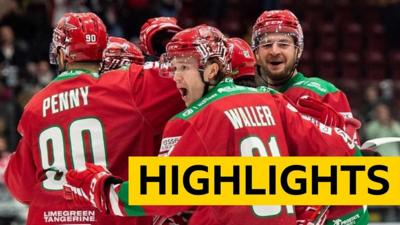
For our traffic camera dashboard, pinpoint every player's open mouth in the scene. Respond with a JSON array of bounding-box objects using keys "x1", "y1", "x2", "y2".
[
  {"x1": 269, "y1": 61, "x2": 283, "y2": 66},
  {"x1": 179, "y1": 88, "x2": 188, "y2": 97}
]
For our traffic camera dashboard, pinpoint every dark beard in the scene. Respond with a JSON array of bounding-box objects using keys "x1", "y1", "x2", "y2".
[{"x1": 255, "y1": 64, "x2": 293, "y2": 87}]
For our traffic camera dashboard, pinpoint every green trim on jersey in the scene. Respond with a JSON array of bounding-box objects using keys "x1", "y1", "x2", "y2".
[
  {"x1": 118, "y1": 182, "x2": 145, "y2": 216},
  {"x1": 54, "y1": 69, "x2": 99, "y2": 81},
  {"x1": 279, "y1": 73, "x2": 339, "y2": 96},
  {"x1": 354, "y1": 147, "x2": 363, "y2": 156},
  {"x1": 353, "y1": 145, "x2": 363, "y2": 156},
  {"x1": 175, "y1": 78, "x2": 275, "y2": 121},
  {"x1": 327, "y1": 206, "x2": 369, "y2": 225}
]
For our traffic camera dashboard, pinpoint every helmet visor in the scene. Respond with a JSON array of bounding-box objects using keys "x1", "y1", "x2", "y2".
[
  {"x1": 253, "y1": 32, "x2": 298, "y2": 50},
  {"x1": 159, "y1": 53, "x2": 201, "y2": 78},
  {"x1": 49, "y1": 42, "x2": 58, "y2": 65}
]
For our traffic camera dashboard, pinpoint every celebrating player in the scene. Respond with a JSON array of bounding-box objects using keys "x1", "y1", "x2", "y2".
[
  {"x1": 63, "y1": 25, "x2": 364, "y2": 225},
  {"x1": 4, "y1": 12, "x2": 184, "y2": 225},
  {"x1": 251, "y1": 9, "x2": 368, "y2": 224},
  {"x1": 252, "y1": 9, "x2": 361, "y2": 142}
]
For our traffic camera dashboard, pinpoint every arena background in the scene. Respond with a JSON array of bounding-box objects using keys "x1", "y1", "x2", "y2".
[{"x1": 0, "y1": 0, "x2": 399, "y2": 224}]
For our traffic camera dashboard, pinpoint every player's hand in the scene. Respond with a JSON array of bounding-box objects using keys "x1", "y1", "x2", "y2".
[
  {"x1": 63, "y1": 163, "x2": 122, "y2": 212},
  {"x1": 343, "y1": 117, "x2": 361, "y2": 140},
  {"x1": 153, "y1": 211, "x2": 193, "y2": 225},
  {"x1": 296, "y1": 96, "x2": 361, "y2": 131},
  {"x1": 296, "y1": 206, "x2": 329, "y2": 225},
  {"x1": 296, "y1": 96, "x2": 345, "y2": 128}
]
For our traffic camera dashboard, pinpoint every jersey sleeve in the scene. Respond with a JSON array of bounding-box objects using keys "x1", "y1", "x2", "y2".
[
  {"x1": 129, "y1": 63, "x2": 185, "y2": 135},
  {"x1": 326, "y1": 206, "x2": 369, "y2": 225},
  {"x1": 4, "y1": 112, "x2": 37, "y2": 204},
  {"x1": 159, "y1": 118, "x2": 209, "y2": 157},
  {"x1": 277, "y1": 93, "x2": 369, "y2": 224},
  {"x1": 107, "y1": 182, "x2": 193, "y2": 217},
  {"x1": 273, "y1": 94, "x2": 361, "y2": 157},
  {"x1": 104, "y1": 118, "x2": 205, "y2": 217}
]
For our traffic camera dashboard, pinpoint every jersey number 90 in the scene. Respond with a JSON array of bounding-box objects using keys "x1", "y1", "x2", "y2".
[{"x1": 38, "y1": 118, "x2": 107, "y2": 190}]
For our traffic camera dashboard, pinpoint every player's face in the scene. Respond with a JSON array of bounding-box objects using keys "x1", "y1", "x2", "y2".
[
  {"x1": 172, "y1": 57, "x2": 205, "y2": 106},
  {"x1": 255, "y1": 33, "x2": 298, "y2": 83}
]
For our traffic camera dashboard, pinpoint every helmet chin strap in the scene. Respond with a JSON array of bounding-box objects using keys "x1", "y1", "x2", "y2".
[
  {"x1": 56, "y1": 50, "x2": 68, "y2": 73},
  {"x1": 56, "y1": 62, "x2": 67, "y2": 74},
  {"x1": 198, "y1": 68, "x2": 210, "y2": 97},
  {"x1": 198, "y1": 67, "x2": 220, "y2": 97}
]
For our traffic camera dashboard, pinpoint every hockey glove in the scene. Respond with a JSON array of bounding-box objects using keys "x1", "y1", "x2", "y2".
[
  {"x1": 296, "y1": 96, "x2": 361, "y2": 132},
  {"x1": 63, "y1": 163, "x2": 122, "y2": 212},
  {"x1": 296, "y1": 206, "x2": 329, "y2": 225}
]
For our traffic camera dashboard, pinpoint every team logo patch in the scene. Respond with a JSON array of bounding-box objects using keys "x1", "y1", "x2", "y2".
[
  {"x1": 182, "y1": 109, "x2": 194, "y2": 117},
  {"x1": 159, "y1": 136, "x2": 181, "y2": 156},
  {"x1": 332, "y1": 213, "x2": 360, "y2": 225}
]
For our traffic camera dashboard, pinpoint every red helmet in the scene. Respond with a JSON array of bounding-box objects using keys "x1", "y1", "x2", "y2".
[
  {"x1": 228, "y1": 38, "x2": 256, "y2": 79},
  {"x1": 252, "y1": 10, "x2": 303, "y2": 54},
  {"x1": 164, "y1": 24, "x2": 231, "y2": 74},
  {"x1": 49, "y1": 12, "x2": 107, "y2": 65},
  {"x1": 139, "y1": 17, "x2": 182, "y2": 56},
  {"x1": 101, "y1": 36, "x2": 144, "y2": 73}
]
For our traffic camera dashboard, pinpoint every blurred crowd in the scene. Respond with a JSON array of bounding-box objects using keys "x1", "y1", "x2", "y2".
[{"x1": 0, "y1": 0, "x2": 399, "y2": 223}]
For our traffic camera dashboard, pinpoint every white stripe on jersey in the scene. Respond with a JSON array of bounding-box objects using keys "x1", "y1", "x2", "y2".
[{"x1": 109, "y1": 184, "x2": 123, "y2": 216}]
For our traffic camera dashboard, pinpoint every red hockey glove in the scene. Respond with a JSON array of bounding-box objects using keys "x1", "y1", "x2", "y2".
[
  {"x1": 296, "y1": 96, "x2": 345, "y2": 127},
  {"x1": 63, "y1": 163, "x2": 122, "y2": 212},
  {"x1": 296, "y1": 96, "x2": 361, "y2": 132},
  {"x1": 153, "y1": 211, "x2": 193, "y2": 225},
  {"x1": 296, "y1": 206, "x2": 329, "y2": 225},
  {"x1": 343, "y1": 118, "x2": 361, "y2": 142}
]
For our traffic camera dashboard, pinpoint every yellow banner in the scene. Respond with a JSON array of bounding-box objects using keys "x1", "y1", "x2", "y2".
[{"x1": 128, "y1": 157, "x2": 400, "y2": 205}]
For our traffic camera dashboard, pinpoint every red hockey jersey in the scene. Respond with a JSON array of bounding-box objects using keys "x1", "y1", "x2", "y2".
[
  {"x1": 278, "y1": 72, "x2": 368, "y2": 224},
  {"x1": 4, "y1": 63, "x2": 185, "y2": 225},
  {"x1": 279, "y1": 72, "x2": 358, "y2": 141},
  {"x1": 107, "y1": 78, "x2": 361, "y2": 225}
]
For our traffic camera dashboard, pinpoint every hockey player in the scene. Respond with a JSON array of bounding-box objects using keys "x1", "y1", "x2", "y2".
[
  {"x1": 139, "y1": 17, "x2": 183, "y2": 61},
  {"x1": 251, "y1": 10, "x2": 368, "y2": 224},
  {"x1": 63, "y1": 25, "x2": 365, "y2": 225},
  {"x1": 100, "y1": 36, "x2": 144, "y2": 73},
  {"x1": 4, "y1": 12, "x2": 185, "y2": 225},
  {"x1": 252, "y1": 9, "x2": 360, "y2": 142},
  {"x1": 228, "y1": 37, "x2": 354, "y2": 132}
]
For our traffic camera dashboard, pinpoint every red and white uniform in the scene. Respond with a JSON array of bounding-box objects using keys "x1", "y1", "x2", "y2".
[
  {"x1": 106, "y1": 78, "x2": 360, "y2": 225},
  {"x1": 4, "y1": 63, "x2": 185, "y2": 225},
  {"x1": 278, "y1": 72, "x2": 367, "y2": 222}
]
